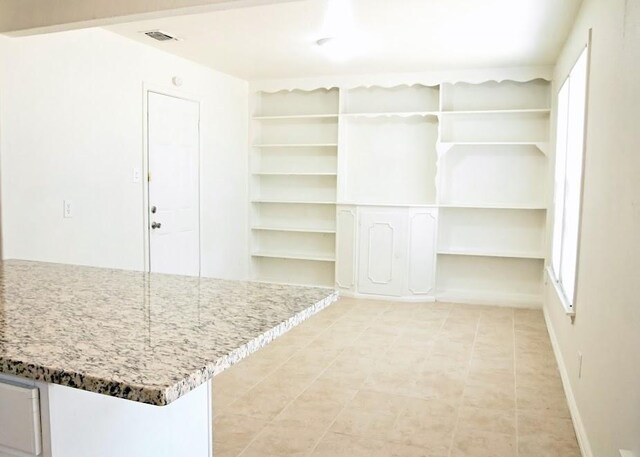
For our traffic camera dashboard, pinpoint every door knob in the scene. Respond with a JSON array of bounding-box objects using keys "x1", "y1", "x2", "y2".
[
  {"x1": 151, "y1": 222, "x2": 162, "y2": 229},
  {"x1": 151, "y1": 206, "x2": 157, "y2": 214}
]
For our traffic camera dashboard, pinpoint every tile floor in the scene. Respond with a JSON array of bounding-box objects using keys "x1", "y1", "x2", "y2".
[{"x1": 212, "y1": 298, "x2": 581, "y2": 457}]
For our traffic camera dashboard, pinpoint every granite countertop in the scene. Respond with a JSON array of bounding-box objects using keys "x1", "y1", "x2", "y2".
[{"x1": 0, "y1": 260, "x2": 337, "y2": 406}]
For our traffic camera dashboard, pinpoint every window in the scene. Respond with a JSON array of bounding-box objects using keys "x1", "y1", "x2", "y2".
[{"x1": 550, "y1": 46, "x2": 589, "y2": 313}]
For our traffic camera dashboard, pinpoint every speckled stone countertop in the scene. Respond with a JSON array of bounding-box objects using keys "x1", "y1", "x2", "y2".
[{"x1": 0, "y1": 260, "x2": 337, "y2": 406}]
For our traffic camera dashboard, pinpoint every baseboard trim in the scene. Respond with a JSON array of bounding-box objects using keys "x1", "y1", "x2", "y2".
[
  {"x1": 338, "y1": 290, "x2": 436, "y2": 303},
  {"x1": 543, "y1": 306, "x2": 594, "y2": 457}
]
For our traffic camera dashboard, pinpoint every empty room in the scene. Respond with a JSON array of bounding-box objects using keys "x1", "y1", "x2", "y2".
[{"x1": 0, "y1": 1, "x2": 638, "y2": 456}]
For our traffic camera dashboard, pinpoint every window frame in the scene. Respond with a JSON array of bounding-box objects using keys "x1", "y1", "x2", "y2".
[{"x1": 548, "y1": 35, "x2": 591, "y2": 316}]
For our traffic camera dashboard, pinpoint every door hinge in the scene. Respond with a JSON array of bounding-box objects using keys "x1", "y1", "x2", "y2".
[{"x1": 147, "y1": 172, "x2": 152, "y2": 182}]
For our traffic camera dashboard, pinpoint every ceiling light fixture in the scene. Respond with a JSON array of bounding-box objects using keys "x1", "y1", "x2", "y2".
[
  {"x1": 316, "y1": 0, "x2": 363, "y2": 62},
  {"x1": 316, "y1": 37, "x2": 335, "y2": 47}
]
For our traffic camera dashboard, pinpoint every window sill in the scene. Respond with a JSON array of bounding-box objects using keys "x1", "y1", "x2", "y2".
[{"x1": 546, "y1": 266, "x2": 576, "y2": 317}]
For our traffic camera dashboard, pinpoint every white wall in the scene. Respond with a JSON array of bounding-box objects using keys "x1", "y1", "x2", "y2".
[
  {"x1": 0, "y1": 28, "x2": 249, "y2": 279},
  {"x1": 545, "y1": 1, "x2": 640, "y2": 457}
]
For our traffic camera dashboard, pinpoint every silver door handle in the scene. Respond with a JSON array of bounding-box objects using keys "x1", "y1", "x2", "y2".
[{"x1": 151, "y1": 222, "x2": 162, "y2": 229}]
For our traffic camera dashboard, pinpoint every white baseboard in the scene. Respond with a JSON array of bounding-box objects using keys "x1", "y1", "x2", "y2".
[
  {"x1": 543, "y1": 306, "x2": 594, "y2": 457},
  {"x1": 338, "y1": 290, "x2": 436, "y2": 303}
]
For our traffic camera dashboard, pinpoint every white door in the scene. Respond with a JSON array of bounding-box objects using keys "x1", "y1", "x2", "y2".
[
  {"x1": 148, "y1": 92, "x2": 200, "y2": 276},
  {"x1": 358, "y1": 209, "x2": 407, "y2": 296}
]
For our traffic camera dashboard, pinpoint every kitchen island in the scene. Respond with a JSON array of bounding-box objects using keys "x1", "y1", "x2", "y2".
[{"x1": 0, "y1": 260, "x2": 337, "y2": 457}]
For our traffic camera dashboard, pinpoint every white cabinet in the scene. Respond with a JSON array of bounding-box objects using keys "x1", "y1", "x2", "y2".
[
  {"x1": 407, "y1": 209, "x2": 438, "y2": 295},
  {"x1": 337, "y1": 206, "x2": 438, "y2": 299},
  {"x1": 335, "y1": 206, "x2": 357, "y2": 290},
  {"x1": 0, "y1": 379, "x2": 42, "y2": 456},
  {"x1": 358, "y1": 209, "x2": 408, "y2": 296}
]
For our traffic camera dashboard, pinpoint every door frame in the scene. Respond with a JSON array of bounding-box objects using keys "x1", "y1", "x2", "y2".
[{"x1": 142, "y1": 83, "x2": 203, "y2": 275}]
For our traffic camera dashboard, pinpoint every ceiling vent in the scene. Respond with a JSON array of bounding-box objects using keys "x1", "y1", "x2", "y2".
[{"x1": 143, "y1": 30, "x2": 179, "y2": 42}]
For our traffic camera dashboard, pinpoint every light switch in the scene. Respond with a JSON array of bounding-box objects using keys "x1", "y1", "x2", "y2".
[
  {"x1": 132, "y1": 167, "x2": 141, "y2": 183},
  {"x1": 63, "y1": 200, "x2": 73, "y2": 218}
]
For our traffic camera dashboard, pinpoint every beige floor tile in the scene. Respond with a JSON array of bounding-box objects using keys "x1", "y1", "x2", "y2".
[
  {"x1": 330, "y1": 390, "x2": 407, "y2": 439},
  {"x1": 470, "y1": 353, "x2": 515, "y2": 371},
  {"x1": 273, "y1": 379, "x2": 356, "y2": 429},
  {"x1": 390, "y1": 333, "x2": 436, "y2": 351},
  {"x1": 450, "y1": 429, "x2": 516, "y2": 457},
  {"x1": 240, "y1": 422, "x2": 325, "y2": 457},
  {"x1": 518, "y1": 413, "x2": 581, "y2": 457},
  {"x1": 463, "y1": 381, "x2": 516, "y2": 411},
  {"x1": 516, "y1": 384, "x2": 571, "y2": 418},
  {"x1": 253, "y1": 340, "x2": 300, "y2": 363},
  {"x1": 424, "y1": 351, "x2": 472, "y2": 374},
  {"x1": 213, "y1": 301, "x2": 579, "y2": 457},
  {"x1": 316, "y1": 352, "x2": 378, "y2": 389},
  {"x1": 456, "y1": 406, "x2": 516, "y2": 435},
  {"x1": 389, "y1": 399, "x2": 459, "y2": 452},
  {"x1": 278, "y1": 348, "x2": 342, "y2": 377},
  {"x1": 515, "y1": 356, "x2": 564, "y2": 388},
  {"x1": 431, "y1": 339, "x2": 475, "y2": 358},
  {"x1": 213, "y1": 361, "x2": 268, "y2": 395},
  {"x1": 229, "y1": 383, "x2": 298, "y2": 420},
  {"x1": 467, "y1": 366, "x2": 515, "y2": 386},
  {"x1": 213, "y1": 413, "x2": 268, "y2": 457},
  {"x1": 309, "y1": 432, "x2": 384, "y2": 457},
  {"x1": 378, "y1": 440, "x2": 447, "y2": 457},
  {"x1": 473, "y1": 339, "x2": 515, "y2": 357},
  {"x1": 515, "y1": 356, "x2": 561, "y2": 379}
]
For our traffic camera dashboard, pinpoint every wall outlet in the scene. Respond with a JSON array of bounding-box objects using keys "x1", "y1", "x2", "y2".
[
  {"x1": 578, "y1": 351, "x2": 583, "y2": 379},
  {"x1": 63, "y1": 200, "x2": 73, "y2": 218},
  {"x1": 132, "y1": 167, "x2": 141, "y2": 183}
]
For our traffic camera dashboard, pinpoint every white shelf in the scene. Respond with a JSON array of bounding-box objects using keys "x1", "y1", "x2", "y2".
[
  {"x1": 439, "y1": 141, "x2": 548, "y2": 147},
  {"x1": 438, "y1": 203, "x2": 547, "y2": 210},
  {"x1": 437, "y1": 142, "x2": 549, "y2": 157},
  {"x1": 252, "y1": 226, "x2": 336, "y2": 234},
  {"x1": 338, "y1": 201, "x2": 438, "y2": 208},
  {"x1": 252, "y1": 256, "x2": 335, "y2": 288},
  {"x1": 252, "y1": 251, "x2": 336, "y2": 262},
  {"x1": 253, "y1": 172, "x2": 337, "y2": 176},
  {"x1": 253, "y1": 143, "x2": 338, "y2": 148},
  {"x1": 251, "y1": 199, "x2": 336, "y2": 205},
  {"x1": 252, "y1": 278, "x2": 334, "y2": 289},
  {"x1": 436, "y1": 289, "x2": 543, "y2": 307},
  {"x1": 437, "y1": 249, "x2": 545, "y2": 260},
  {"x1": 341, "y1": 111, "x2": 439, "y2": 118},
  {"x1": 436, "y1": 254, "x2": 545, "y2": 307},
  {"x1": 439, "y1": 108, "x2": 550, "y2": 115},
  {"x1": 253, "y1": 114, "x2": 338, "y2": 120}
]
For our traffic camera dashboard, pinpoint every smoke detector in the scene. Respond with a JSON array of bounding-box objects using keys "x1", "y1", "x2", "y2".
[{"x1": 143, "y1": 30, "x2": 180, "y2": 42}]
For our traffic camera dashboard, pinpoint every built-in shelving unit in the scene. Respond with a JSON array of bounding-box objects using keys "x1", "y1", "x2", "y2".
[
  {"x1": 249, "y1": 78, "x2": 551, "y2": 305},
  {"x1": 250, "y1": 89, "x2": 339, "y2": 287},
  {"x1": 435, "y1": 79, "x2": 550, "y2": 306},
  {"x1": 340, "y1": 84, "x2": 439, "y2": 207}
]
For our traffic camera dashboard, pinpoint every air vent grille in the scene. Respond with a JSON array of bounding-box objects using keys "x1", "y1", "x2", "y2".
[{"x1": 144, "y1": 31, "x2": 177, "y2": 42}]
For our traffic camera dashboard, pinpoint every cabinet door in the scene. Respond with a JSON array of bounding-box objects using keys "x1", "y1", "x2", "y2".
[
  {"x1": 358, "y1": 210, "x2": 407, "y2": 296},
  {"x1": 407, "y1": 209, "x2": 438, "y2": 296},
  {"x1": 336, "y1": 206, "x2": 357, "y2": 291}
]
